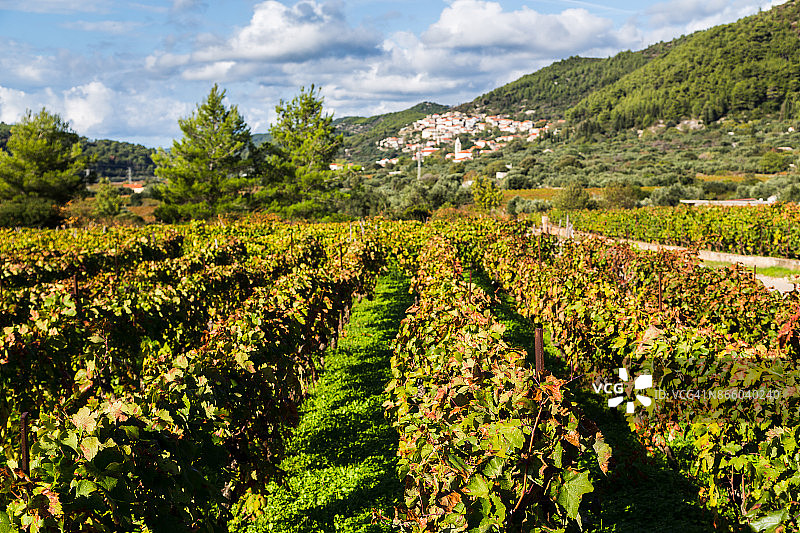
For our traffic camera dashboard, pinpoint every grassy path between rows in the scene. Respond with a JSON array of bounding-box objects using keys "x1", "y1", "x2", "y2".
[
  {"x1": 470, "y1": 269, "x2": 720, "y2": 533},
  {"x1": 237, "y1": 271, "x2": 412, "y2": 533}
]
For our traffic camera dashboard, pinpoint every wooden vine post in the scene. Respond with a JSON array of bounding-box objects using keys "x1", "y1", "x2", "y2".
[
  {"x1": 658, "y1": 271, "x2": 663, "y2": 311},
  {"x1": 20, "y1": 412, "x2": 29, "y2": 475},
  {"x1": 534, "y1": 328, "x2": 544, "y2": 379},
  {"x1": 73, "y1": 272, "x2": 82, "y2": 316},
  {"x1": 537, "y1": 233, "x2": 542, "y2": 266}
]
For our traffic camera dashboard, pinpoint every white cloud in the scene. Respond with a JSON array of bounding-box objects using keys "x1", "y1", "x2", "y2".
[
  {"x1": 2, "y1": 0, "x2": 790, "y2": 146},
  {"x1": 0, "y1": 82, "x2": 190, "y2": 146},
  {"x1": 647, "y1": 0, "x2": 729, "y2": 26},
  {"x1": 182, "y1": 61, "x2": 237, "y2": 81},
  {"x1": 301, "y1": 1, "x2": 639, "y2": 115},
  {"x1": 0, "y1": 39, "x2": 126, "y2": 93},
  {"x1": 145, "y1": 51, "x2": 191, "y2": 72},
  {"x1": 422, "y1": 1, "x2": 624, "y2": 54},
  {"x1": 63, "y1": 81, "x2": 114, "y2": 134},
  {"x1": 139, "y1": 0, "x2": 643, "y2": 119},
  {"x1": 0, "y1": 86, "x2": 38, "y2": 124},
  {"x1": 190, "y1": 1, "x2": 380, "y2": 66},
  {"x1": 61, "y1": 20, "x2": 142, "y2": 34}
]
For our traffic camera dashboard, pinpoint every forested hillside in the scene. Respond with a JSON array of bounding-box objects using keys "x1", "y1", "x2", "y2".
[
  {"x1": 569, "y1": 0, "x2": 800, "y2": 133},
  {"x1": 455, "y1": 42, "x2": 676, "y2": 119},
  {"x1": 1, "y1": 123, "x2": 155, "y2": 179},
  {"x1": 82, "y1": 139, "x2": 155, "y2": 178},
  {"x1": 335, "y1": 101, "x2": 449, "y2": 161}
]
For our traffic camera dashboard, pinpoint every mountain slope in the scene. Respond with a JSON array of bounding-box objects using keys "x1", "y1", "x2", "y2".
[
  {"x1": 568, "y1": 0, "x2": 800, "y2": 133},
  {"x1": 455, "y1": 42, "x2": 677, "y2": 119}
]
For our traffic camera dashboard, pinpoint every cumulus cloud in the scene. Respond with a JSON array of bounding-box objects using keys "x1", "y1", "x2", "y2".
[
  {"x1": 422, "y1": 1, "x2": 625, "y2": 54},
  {"x1": 304, "y1": 0, "x2": 639, "y2": 114},
  {"x1": 192, "y1": 1, "x2": 381, "y2": 65},
  {"x1": 0, "y1": 82, "x2": 190, "y2": 146},
  {"x1": 140, "y1": 0, "x2": 644, "y2": 118},
  {"x1": 182, "y1": 61, "x2": 237, "y2": 81},
  {"x1": 0, "y1": 86, "x2": 42, "y2": 124},
  {"x1": 63, "y1": 81, "x2": 114, "y2": 134}
]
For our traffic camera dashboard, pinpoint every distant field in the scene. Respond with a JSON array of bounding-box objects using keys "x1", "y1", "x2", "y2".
[
  {"x1": 695, "y1": 173, "x2": 771, "y2": 182},
  {"x1": 502, "y1": 188, "x2": 559, "y2": 203},
  {"x1": 127, "y1": 199, "x2": 158, "y2": 223}
]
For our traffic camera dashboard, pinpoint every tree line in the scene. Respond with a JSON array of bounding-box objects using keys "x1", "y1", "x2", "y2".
[{"x1": 0, "y1": 84, "x2": 346, "y2": 226}]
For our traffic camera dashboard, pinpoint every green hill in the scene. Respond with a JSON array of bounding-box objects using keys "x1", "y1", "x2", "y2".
[
  {"x1": 568, "y1": 0, "x2": 800, "y2": 134},
  {"x1": 454, "y1": 45, "x2": 671, "y2": 119},
  {"x1": 82, "y1": 138, "x2": 155, "y2": 178},
  {"x1": 335, "y1": 101, "x2": 449, "y2": 162},
  {"x1": 252, "y1": 133, "x2": 271, "y2": 146}
]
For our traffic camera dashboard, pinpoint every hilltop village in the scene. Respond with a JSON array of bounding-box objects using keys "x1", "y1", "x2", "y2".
[{"x1": 374, "y1": 111, "x2": 563, "y2": 167}]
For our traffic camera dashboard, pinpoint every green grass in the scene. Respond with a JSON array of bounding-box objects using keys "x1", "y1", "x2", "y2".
[
  {"x1": 701, "y1": 260, "x2": 800, "y2": 279},
  {"x1": 234, "y1": 271, "x2": 412, "y2": 533}
]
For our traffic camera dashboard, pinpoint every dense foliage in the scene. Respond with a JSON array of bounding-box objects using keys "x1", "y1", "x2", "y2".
[
  {"x1": 0, "y1": 109, "x2": 88, "y2": 227},
  {"x1": 387, "y1": 232, "x2": 606, "y2": 531},
  {"x1": 457, "y1": 217, "x2": 800, "y2": 531},
  {"x1": 153, "y1": 85, "x2": 257, "y2": 222},
  {"x1": 569, "y1": 0, "x2": 800, "y2": 133},
  {"x1": 1, "y1": 215, "x2": 799, "y2": 531},
  {"x1": 0, "y1": 219, "x2": 385, "y2": 530},
  {"x1": 82, "y1": 139, "x2": 155, "y2": 179},
  {"x1": 270, "y1": 85, "x2": 342, "y2": 172}
]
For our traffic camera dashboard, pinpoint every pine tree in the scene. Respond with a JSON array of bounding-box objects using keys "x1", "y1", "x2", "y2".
[
  {"x1": 258, "y1": 85, "x2": 343, "y2": 219},
  {"x1": 269, "y1": 85, "x2": 342, "y2": 171},
  {"x1": 0, "y1": 108, "x2": 87, "y2": 227},
  {"x1": 153, "y1": 84, "x2": 255, "y2": 221}
]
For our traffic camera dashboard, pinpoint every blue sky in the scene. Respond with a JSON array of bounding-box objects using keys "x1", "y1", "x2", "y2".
[{"x1": 0, "y1": 0, "x2": 787, "y2": 146}]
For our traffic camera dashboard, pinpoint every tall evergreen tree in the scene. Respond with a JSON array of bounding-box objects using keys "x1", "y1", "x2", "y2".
[
  {"x1": 153, "y1": 84, "x2": 255, "y2": 221},
  {"x1": 0, "y1": 108, "x2": 87, "y2": 227},
  {"x1": 261, "y1": 85, "x2": 343, "y2": 219},
  {"x1": 269, "y1": 85, "x2": 342, "y2": 171}
]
